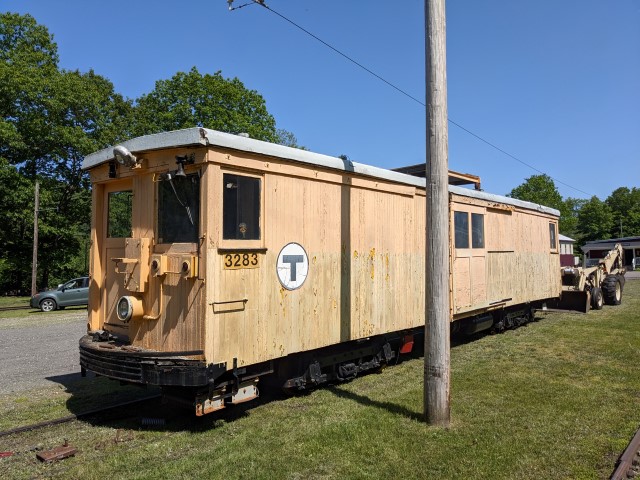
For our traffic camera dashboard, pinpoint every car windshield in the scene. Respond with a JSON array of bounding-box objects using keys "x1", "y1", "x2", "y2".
[{"x1": 63, "y1": 279, "x2": 82, "y2": 290}]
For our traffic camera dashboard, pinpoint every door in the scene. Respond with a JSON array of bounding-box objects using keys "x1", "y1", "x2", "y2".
[
  {"x1": 102, "y1": 181, "x2": 133, "y2": 339},
  {"x1": 451, "y1": 205, "x2": 487, "y2": 314}
]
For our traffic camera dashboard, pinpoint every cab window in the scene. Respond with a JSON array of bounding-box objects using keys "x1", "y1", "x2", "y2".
[
  {"x1": 223, "y1": 174, "x2": 261, "y2": 240},
  {"x1": 158, "y1": 173, "x2": 200, "y2": 244},
  {"x1": 549, "y1": 222, "x2": 557, "y2": 250},
  {"x1": 107, "y1": 191, "x2": 132, "y2": 238}
]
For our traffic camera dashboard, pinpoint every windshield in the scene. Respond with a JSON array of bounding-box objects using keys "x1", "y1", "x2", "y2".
[{"x1": 157, "y1": 172, "x2": 201, "y2": 244}]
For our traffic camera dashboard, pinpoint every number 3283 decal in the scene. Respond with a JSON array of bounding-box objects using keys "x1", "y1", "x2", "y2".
[{"x1": 223, "y1": 252, "x2": 260, "y2": 270}]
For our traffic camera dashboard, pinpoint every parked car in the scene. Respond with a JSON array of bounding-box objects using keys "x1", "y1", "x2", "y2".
[{"x1": 30, "y1": 276, "x2": 89, "y2": 312}]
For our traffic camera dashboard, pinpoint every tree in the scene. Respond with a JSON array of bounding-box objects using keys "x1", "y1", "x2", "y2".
[
  {"x1": 560, "y1": 197, "x2": 587, "y2": 239},
  {"x1": 509, "y1": 174, "x2": 563, "y2": 210},
  {"x1": 133, "y1": 67, "x2": 277, "y2": 141},
  {"x1": 576, "y1": 196, "x2": 615, "y2": 242},
  {"x1": 605, "y1": 187, "x2": 640, "y2": 237},
  {"x1": 508, "y1": 174, "x2": 575, "y2": 233},
  {"x1": 0, "y1": 159, "x2": 34, "y2": 294},
  {"x1": 0, "y1": 13, "x2": 133, "y2": 293}
]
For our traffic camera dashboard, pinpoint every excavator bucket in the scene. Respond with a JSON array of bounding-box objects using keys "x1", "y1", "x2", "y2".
[{"x1": 557, "y1": 290, "x2": 591, "y2": 313}]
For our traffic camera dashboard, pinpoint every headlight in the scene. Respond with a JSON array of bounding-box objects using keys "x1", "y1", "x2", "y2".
[{"x1": 116, "y1": 296, "x2": 143, "y2": 322}]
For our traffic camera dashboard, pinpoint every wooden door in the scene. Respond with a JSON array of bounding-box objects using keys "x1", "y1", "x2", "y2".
[
  {"x1": 101, "y1": 180, "x2": 133, "y2": 340},
  {"x1": 451, "y1": 205, "x2": 487, "y2": 314}
]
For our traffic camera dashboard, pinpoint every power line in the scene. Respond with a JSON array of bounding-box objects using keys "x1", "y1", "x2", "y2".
[{"x1": 237, "y1": 0, "x2": 594, "y2": 197}]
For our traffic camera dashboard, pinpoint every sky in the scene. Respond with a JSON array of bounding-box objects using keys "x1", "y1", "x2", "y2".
[{"x1": 4, "y1": 0, "x2": 639, "y2": 200}]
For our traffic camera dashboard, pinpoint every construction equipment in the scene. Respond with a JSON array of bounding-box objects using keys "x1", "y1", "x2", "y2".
[{"x1": 559, "y1": 243, "x2": 626, "y2": 312}]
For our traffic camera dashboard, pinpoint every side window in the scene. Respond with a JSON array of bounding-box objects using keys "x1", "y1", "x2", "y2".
[
  {"x1": 223, "y1": 174, "x2": 261, "y2": 240},
  {"x1": 454, "y1": 211, "x2": 469, "y2": 248},
  {"x1": 471, "y1": 213, "x2": 485, "y2": 249},
  {"x1": 107, "y1": 191, "x2": 132, "y2": 238},
  {"x1": 158, "y1": 173, "x2": 200, "y2": 244},
  {"x1": 549, "y1": 222, "x2": 557, "y2": 250}
]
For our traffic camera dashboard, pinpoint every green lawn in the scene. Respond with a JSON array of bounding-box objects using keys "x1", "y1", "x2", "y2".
[
  {"x1": 1, "y1": 281, "x2": 639, "y2": 479},
  {"x1": 0, "y1": 296, "x2": 30, "y2": 307}
]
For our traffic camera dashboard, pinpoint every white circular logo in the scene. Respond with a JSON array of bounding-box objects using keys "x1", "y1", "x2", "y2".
[{"x1": 276, "y1": 242, "x2": 309, "y2": 290}]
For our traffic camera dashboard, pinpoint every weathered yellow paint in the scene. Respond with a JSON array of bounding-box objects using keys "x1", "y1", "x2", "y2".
[{"x1": 86, "y1": 142, "x2": 561, "y2": 372}]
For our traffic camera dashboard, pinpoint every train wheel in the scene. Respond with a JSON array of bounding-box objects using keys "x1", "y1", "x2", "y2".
[
  {"x1": 591, "y1": 287, "x2": 604, "y2": 310},
  {"x1": 602, "y1": 276, "x2": 622, "y2": 306}
]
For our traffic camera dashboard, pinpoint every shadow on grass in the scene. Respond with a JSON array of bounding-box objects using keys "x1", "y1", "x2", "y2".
[
  {"x1": 326, "y1": 385, "x2": 423, "y2": 421},
  {"x1": 48, "y1": 314, "x2": 552, "y2": 433},
  {"x1": 48, "y1": 369, "x2": 290, "y2": 434}
]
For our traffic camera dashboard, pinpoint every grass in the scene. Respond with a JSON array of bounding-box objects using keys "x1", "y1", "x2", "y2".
[
  {"x1": 0, "y1": 306, "x2": 87, "y2": 326},
  {"x1": 1, "y1": 281, "x2": 639, "y2": 479}
]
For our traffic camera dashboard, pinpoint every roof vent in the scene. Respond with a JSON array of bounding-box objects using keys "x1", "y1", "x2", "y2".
[{"x1": 237, "y1": 132, "x2": 250, "y2": 138}]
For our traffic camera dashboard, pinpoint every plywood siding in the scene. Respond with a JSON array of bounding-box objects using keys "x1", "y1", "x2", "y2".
[
  {"x1": 206, "y1": 151, "x2": 425, "y2": 367},
  {"x1": 87, "y1": 143, "x2": 560, "y2": 370},
  {"x1": 451, "y1": 194, "x2": 561, "y2": 318},
  {"x1": 89, "y1": 150, "x2": 206, "y2": 356}
]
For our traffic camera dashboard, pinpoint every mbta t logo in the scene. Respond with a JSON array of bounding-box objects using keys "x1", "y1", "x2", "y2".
[{"x1": 276, "y1": 242, "x2": 309, "y2": 290}]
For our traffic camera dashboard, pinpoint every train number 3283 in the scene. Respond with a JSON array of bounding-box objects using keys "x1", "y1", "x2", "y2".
[{"x1": 223, "y1": 252, "x2": 260, "y2": 270}]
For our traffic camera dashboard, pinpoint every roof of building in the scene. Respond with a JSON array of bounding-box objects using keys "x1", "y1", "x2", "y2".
[
  {"x1": 582, "y1": 236, "x2": 640, "y2": 246},
  {"x1": 83, "y1": 127, "x2": 561, "y2": 217},
  {"x1": 559, "y1": 234, "x2": 576, "y2": 242}
]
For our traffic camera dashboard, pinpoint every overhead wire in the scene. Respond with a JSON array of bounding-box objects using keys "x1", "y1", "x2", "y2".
[{"x1": 236, "y1": 0, "x2": 594, "y2": 197}]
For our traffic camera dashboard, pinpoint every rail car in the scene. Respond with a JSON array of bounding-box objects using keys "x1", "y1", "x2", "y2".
[{"x1": 79, "y1": 128, "x2": 561, "y2": 415}]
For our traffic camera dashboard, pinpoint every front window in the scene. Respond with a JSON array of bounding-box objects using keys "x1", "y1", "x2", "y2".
[
  {"x1": 223, "y1": 173, "x2": 261, "y2": 240},
  {"x1": 158, "y1": 173, "x2": 200, "y2": 243},
  {"x1": 107, "y1": 191, "x2": 132, "y2": 238},
  {"x1": 549, "y1": 222, "x2": 557, "y2": 250}
]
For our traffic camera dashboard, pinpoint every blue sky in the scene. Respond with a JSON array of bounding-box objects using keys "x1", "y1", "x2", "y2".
[{"x1": 5, "y1": 0, "x2": 639, "y2": 200}]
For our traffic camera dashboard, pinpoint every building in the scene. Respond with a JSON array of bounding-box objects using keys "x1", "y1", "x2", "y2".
[
  {"x1": 559, "y1": 234, "x2": 577, "y2": 267},
  {"x1": 581, "y1": 236, "x2": 640, "y2": 268}
]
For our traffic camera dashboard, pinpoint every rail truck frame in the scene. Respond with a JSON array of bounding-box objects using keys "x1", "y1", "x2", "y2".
[{"x1": 79, "y1": 128, "x2": 562, "y2": 415}]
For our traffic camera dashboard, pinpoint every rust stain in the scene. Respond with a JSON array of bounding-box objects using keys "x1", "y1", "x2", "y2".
[{"x1": 353, "y1": 250, "x2": 359, "y2": 259}]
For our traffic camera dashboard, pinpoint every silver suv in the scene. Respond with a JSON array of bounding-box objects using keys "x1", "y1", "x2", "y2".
[{"x1": 30, "y1": 277, "x2": 89, "y2": 312}]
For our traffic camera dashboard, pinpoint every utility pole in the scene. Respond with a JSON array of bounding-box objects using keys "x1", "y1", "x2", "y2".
[
  {"x1": 31, "y1": 180, "x2": 40, "y2": 296},
  {"x1": 424, "y1": 0, "x2": 451, "y2": 426}
]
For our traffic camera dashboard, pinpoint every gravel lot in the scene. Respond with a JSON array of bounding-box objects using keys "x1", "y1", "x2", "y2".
[{"x1": 0, "y1": 310, "x2": 87, "y2": 395}]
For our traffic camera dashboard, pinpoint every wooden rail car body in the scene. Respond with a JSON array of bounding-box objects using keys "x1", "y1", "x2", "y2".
[{"x1": 79, "y1": 128, "x2": 561, "y2": 414}]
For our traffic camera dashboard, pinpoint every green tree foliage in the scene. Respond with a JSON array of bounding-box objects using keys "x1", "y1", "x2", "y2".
[
  {"x1": 507, "y1": 174, "x2": 578, "y2": 234},
  {"x1": 560, "y1": 197, "x2": 587, "y2": 239},
  {"x1": 0, "y1": 159, "x2": 34, "y2": 293},
  {"x1": 605, "y1": 187, "x2": 640, "y2": 237},
  {"x1": 0, "y1": 12, "x2": 132, "y2": 293},
  {"x1": 508, "y1": 174, "x2": 564, "y2": 210},
  {"x1": 275, "y1": 128, "x2": 306, "y2": 149},
  {"x1": 576, "y1": 196, "x2": 615, "y2": 242},
  {"x1": 133, "y1": 67, "x2": 277, "y2": 142}
]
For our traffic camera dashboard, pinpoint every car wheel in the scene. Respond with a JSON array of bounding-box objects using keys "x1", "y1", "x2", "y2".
[{"x1": 40, "y1": 298, "x2": 57, "y2": 312}]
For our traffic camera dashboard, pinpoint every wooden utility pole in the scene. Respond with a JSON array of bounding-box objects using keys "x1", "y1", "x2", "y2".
[
  {"x1": 424, "y1": 0, "x2": 451, "y2": 426},
  {"x1": 31, "y1": 180, "x2": 40, "y2": 296}
]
